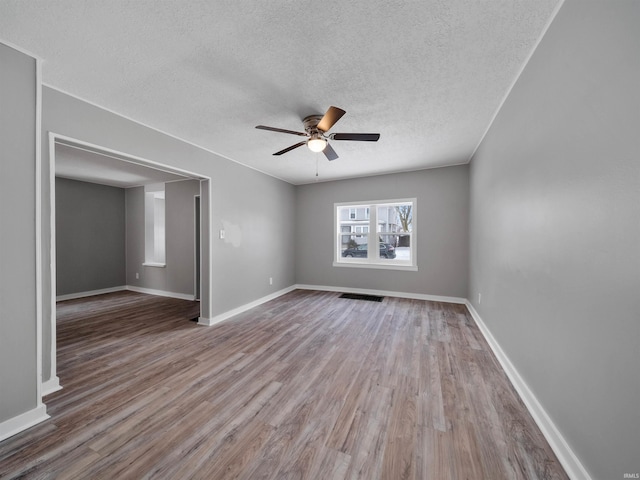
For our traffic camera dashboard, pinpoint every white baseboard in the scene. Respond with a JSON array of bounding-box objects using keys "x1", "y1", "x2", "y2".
[
  {"x1": 196, "y1": 317, "x2": 215, "y2": 326},
  {"x1": 42, "y1": 376, "x2": 62, "y2": 396},
  {"x1": 464, "y1": 301, "x2": 592, "y2": 480},
  {"x1": 126, "y1": 285, "x2": 195, "y2": 301},
  {"x1": 0, "y1": 405, "x2": 49, "y2": 443},
  {"x1": 56, "y1": 285, "x2": 126, "y2": 302},
  {"x1": 197, "y1": 286, "x2": 297, "y2": 327},
  {"x1": 56, "y1": 285, "x2": 196, "y2": 302},
  {"x1": 295, "y1": 284, "x2": 466, "y2": 305}
]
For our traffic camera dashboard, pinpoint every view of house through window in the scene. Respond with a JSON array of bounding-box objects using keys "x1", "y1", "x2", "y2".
[
  {"x1": 335, "y1": 199, "x2": 416, "y2": 269},
  {"x1": 144, "y1": 183, "x2": 166, "y2": 266}
]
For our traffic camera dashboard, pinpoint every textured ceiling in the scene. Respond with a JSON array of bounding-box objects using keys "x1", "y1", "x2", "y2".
[{"x1": 1, "y1": 1, "x2": 560, "y2": 185}]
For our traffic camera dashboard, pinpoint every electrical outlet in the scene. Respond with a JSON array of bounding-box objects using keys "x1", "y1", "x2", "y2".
[
  {"x1": 478, "y1": 293, "x2": 482, "y2": 304},
  {"x1": 219, "y1": 229, "x2": 225, "y2": 239},
  {"x1": 136, "y1": 272, "x2": 139, "y2": 279},
  {"x1": 269, "y1": 277, "x2": 273, "y2": 285}
]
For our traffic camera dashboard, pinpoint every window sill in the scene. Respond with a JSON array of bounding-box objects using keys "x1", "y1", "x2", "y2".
[
  {"x1": 143, "y1": 262, "x2": 166, "y2": 268},
  {"x1": 333, "y1": 261, "x2": 418, "y2": 271}
]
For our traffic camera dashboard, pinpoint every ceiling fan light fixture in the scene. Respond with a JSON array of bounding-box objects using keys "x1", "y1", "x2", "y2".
[
  {"x1": 256, "y1": 106, "x2": 380, "y2": 160},
  {"x1": 307, "y1": 136, "x2": 327, "y2": 153}
]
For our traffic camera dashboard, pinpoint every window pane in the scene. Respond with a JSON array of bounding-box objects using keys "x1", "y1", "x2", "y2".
[
  {"x1": 340, "y1": 234, "x2": 368, "y2": 258},
  {"x1": 380, "y1": 234, "x2": 411, "y2": 261},
  {"x1": 339, "y1": 206, "x2": 368, "y2": 222},
  {"x1": 338, "y1": 205, "x2": 370, "y2": 255}
]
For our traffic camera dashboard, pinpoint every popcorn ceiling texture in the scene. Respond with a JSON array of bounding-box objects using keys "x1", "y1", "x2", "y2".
[{"x1": 0, "y1": 0, "x2": 560, "y2": 184}]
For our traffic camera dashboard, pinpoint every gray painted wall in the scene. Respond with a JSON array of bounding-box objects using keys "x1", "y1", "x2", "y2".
[
  {"x1": 55, "y1": 178, "x2": 125, "y2": 296},
  {"x1": 0, "y1": 44, "x2": 38, "y2": 423},
  {"x1": 126, "y1": 180, "x2": 200, "y2": 296},
  {"x1": 296, "y1": 166, "x2": 469, "y2": 298},
  {"x1": 41, "y1": 86, "x2": 297, "y2": 382},
  {"x1": 468, "y1": 1, "x2": 640, "y2": 478},
  {"x1": 212, "y1": 162, "x2": 297, "y2": 311}
]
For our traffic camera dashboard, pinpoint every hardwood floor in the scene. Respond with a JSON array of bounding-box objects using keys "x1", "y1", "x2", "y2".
[{"x1": 0, "y1": 290, "x2": 568, "y2": 479}]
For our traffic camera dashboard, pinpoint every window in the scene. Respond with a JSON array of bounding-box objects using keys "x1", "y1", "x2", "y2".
[
  {"x1": 335, "y1": 199, "x2": 416, "y2": 270},
  {"x1": 144, "y1": 183, "x2": 166, "y2": 267}
]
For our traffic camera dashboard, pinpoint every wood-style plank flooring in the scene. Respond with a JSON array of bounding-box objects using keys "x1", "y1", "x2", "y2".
[{"x1": 0, "y1": 290, "x2": 568, "y2": 479}]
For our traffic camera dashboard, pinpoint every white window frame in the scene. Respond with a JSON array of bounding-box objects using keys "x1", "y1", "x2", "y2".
[{"x1": 334, "y1": 198, "x2": 417, "y2": 271}]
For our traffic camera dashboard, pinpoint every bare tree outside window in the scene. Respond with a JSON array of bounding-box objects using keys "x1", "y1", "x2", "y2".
[{"x1": 395, "y1": 205, "x2": 412, "y2": 246}]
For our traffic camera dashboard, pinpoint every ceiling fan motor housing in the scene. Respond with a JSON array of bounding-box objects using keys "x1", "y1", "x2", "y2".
[{"x1": 303, "y1": 114, "x2": 325, "y2": 134}]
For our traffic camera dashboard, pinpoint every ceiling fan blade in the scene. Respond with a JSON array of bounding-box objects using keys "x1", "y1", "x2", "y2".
[
  {"x1": 331, "y1": 133, "x2": 380, "y2": 142},
  {"x1": 256, "y1": 125, "x2": 308, "y2": 137},
  {"x1": 323, "y1": 143, "x2": 339, "y2": 161},
  {"x1": 317, "y1": 106, "x2": 346, "y2": 133},
  {"x1": 273, "y1": 141, "x2": 306, "y2": 156}
]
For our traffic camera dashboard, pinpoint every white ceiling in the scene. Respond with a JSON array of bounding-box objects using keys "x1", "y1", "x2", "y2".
[
  {"x1": 55, "y1": 143, "x2": 190, "y2": 188},
  {"x1": 1, "y1": 1, "x2": 560, "y2": 185}
]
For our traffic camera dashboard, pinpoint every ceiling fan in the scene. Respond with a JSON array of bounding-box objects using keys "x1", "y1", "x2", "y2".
[{"x1": 255, "y1": 106, "x2": 380, "y2": 161}]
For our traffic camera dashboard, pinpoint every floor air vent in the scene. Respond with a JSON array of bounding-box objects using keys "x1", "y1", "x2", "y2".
[{"x1": 339, "y1": 293, "x2": 384, "y2": 302}]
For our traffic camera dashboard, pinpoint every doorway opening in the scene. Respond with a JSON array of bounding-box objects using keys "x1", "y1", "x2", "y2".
[{"x1": 45, "y1": 133, "x2": 212, "y2": 396}]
